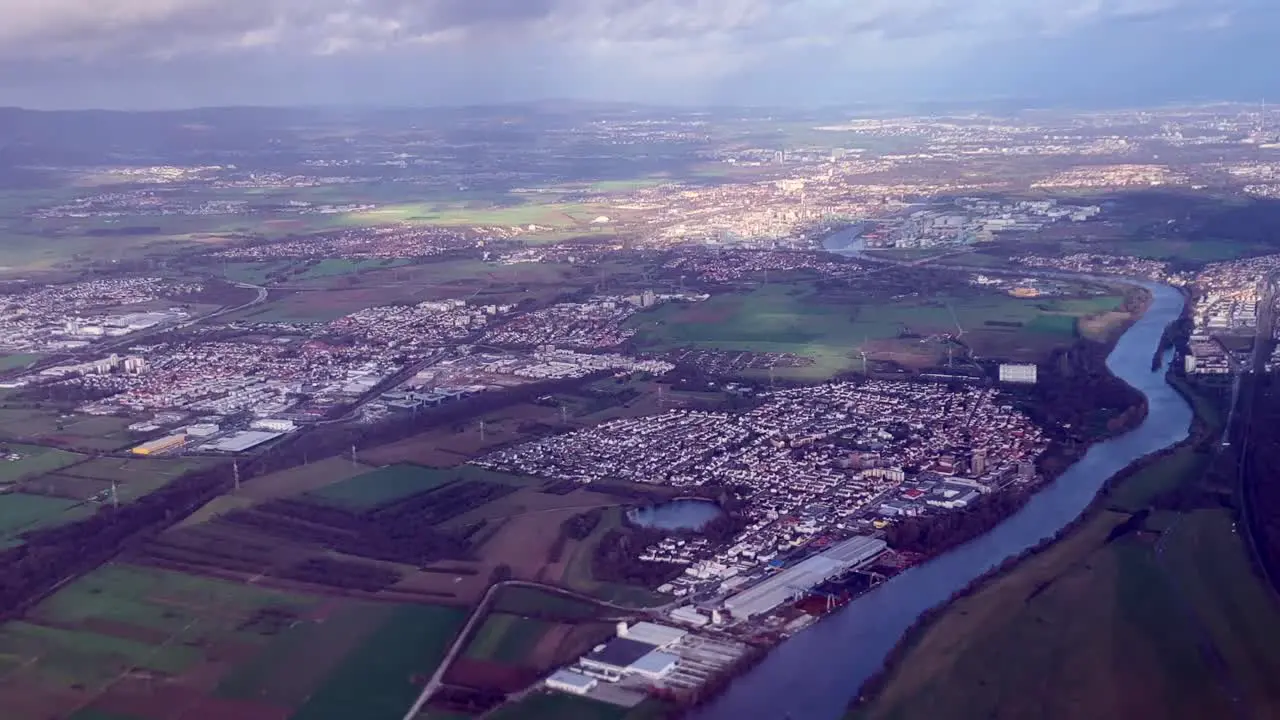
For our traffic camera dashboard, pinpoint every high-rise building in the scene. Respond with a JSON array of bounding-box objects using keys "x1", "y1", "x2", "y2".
[
  {"x1": 1017, "y1": 460, "x2": 1036, "y2": 481},
  {"x1": 971, "y1": 449, "x2": 988, "y2": 477}
]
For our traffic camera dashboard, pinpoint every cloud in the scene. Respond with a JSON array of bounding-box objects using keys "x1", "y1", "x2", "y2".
[
  {"x1": 0, "y1": 0, "x2": 1225, "y2": 59},
  {"x1": 0, "y1": 0, "x2": 1273, "y2": 107}
]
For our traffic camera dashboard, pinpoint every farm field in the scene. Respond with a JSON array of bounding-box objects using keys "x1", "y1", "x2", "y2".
[
  {"x1": 0, "y1": 407, "x2": 137, "y2": 452},
  {"x1": 0, "y1": 563, "x2": 467, "y2": 720},
  {"x1": 301, "y1": 463, "x2": 467, "y2": 510},
  {"x1": 626, "y1": 282, "x2": 1124, "y2": 377},
  {"x1": 0, "y1": 492, "x2": 96, "y2": 547},
  {"x1": 0, "y1": 443, "x2": 86, "y2": 482},
  {"x1": 217, "y1": 258, "x2": 413, "y2": 286},
  {"x1": 442, "y1": 606, "x2": 614, "y2": 699},
  {"x1": 143, "y1": 460, "x2": 594, "y2": 604},
  {"x1": 238, "y1": 457, "x2": 377, "y2": 501},
  {"x1": 489, "y1": 587, "x2": 604, "y2": 621},
  {"x1": 463, "y1": 613, "x2": 554, "y2": 664},
  {"x1": 36, "y1": 457, "x2": 224, "y2": 502},
  {"x1": 343, "y1": 200, "x2": 613, "y2": 230}
]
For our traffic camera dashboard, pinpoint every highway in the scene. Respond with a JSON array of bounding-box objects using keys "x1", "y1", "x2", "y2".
[{"x1": 179, "y1": 281, "x2": 269, "y2": 328}]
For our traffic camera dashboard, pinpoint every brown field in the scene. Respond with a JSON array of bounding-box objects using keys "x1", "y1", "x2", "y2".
[
  {"x1": 1078, "y1": 310, "x2": 1135, "y2": 343},
  {"x1": 445, "y1": 658, "x2": 541, "y2": 694},
  {"x1": 240, "y1": 457, "x2": 377, "y2": 501},
  {"x1": 83, "y1": 683, "x2": 292, "y2": 720},
  {"x1": 529, "y1": 622, "x2": 614, "y2": 669},
  {"x1": 476, "y1": 509, "x2": 590, "y2": 582},
  {"x1": 178, "y1": 496, "x2": 257, "y2": 527},
  {"x1": 860, "y1": 338, "x2": 949, "y2": 370},
  {"x1": 360, "y1": 403, "x2": 564, "y2": 467},
  {"x1": 385, "y1": 486, "x2": 628, "y2": 603},
  {"x1": 389, "y1": 566, "x2": 488, "y2": 605}
]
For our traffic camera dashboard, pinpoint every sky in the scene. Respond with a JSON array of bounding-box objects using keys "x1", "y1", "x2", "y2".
[{"x1": 0, "y1": 0, "x2": 1277, "y2": 110}]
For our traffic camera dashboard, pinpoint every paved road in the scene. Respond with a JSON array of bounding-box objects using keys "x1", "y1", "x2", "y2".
[
  {"x1": 179, "y1": 281, "x2": 268, "y2": 327},
  {"x1": 400, "y1": 580, "x2": 650, "y2": 720}
]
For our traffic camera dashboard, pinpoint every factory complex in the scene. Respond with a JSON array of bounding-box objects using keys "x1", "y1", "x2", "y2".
[
  {"x1": 722, "y1": 535, "x2": 888, "y2": 620},
  {"x1": 543, "y1": 622, "x2": 751, "y2": 707}
]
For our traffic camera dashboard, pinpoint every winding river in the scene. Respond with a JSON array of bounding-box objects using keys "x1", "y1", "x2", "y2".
[{"x1": 692, "y1": 235, "x2": 1194, "y2": 720}]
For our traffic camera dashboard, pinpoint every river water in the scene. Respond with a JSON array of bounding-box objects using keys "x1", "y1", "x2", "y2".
[{"x1": 692, "y1": 235, "x2": 1193, "y2": 720}]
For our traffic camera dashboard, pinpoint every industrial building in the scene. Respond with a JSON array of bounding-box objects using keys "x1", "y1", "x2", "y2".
[
  {"x1": 544, "y1": 669, "x2": 598, "y2": 695},
  {"x1": 998, "y1": 363, "x2": 1038, "y2": 384},
  {"x1": 250, "y1": 418, "x2": 297, "y2": 433},
  {"x1": 183, "y1": 423, "x2": 220, "y2": 438},
  {"x1": 131, "y1": 434, "x2": 186, "y2": 456},
  {"x1": 722, "y1": 535, "x2": 887, "y2": 620},
  {"x1": 200, "y1": 430, "x2": 283, "y2": 453}
]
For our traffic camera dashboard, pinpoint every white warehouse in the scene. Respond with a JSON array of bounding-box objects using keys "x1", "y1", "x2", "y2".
[{"x1": 722, "y1": 536, "x2": 887, "y2": 620}]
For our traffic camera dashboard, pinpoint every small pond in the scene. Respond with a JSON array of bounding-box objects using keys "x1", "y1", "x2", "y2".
[{"x1": 627, "y1": 499, "x2": 724, "y2": 531}]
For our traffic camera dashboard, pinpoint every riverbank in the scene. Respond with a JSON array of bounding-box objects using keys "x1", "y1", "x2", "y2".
[
  {"x1": 847, "y1": 365, "x2": 1220, "y2": 717},
  {"x1": 691, "y1": 279, "x2": 1191, "y2": 720},
  {"x1": 846, "y1": 365, "x2": 1280, "y2": 719}
]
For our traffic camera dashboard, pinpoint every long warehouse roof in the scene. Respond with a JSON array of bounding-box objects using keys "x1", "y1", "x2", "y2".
[{"x1": 723, "y1": 536, "x2": 887, "y2": 620}]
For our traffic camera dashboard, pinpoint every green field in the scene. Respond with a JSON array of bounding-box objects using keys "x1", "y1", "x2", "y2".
[
  {"x1": 1159, "y1": 509, "x2": 1280, "y2": 713},
  {"x1": 215, "y1": 601, "x2": 396, "y2": 707},
  {"x1": 51, "y1": 457, "x2": 220, "y2": 501},
  {"x1": 217, "y1": 258, "x2": 412, "y2": 286},
  {"x1": 289, "y1": 604, "x2": 467, "y2": 720},
  {"x1": 30, "y1": 564, "x2": 316, "y2": 637},
  {"x1": 345, "y1": 200, "x2": 608, "y2": 229},
  {"x1": 1107, "y1": 444, "x2": 1211, "y2": 512},
  {"x1": 302, "y1": 464, "x2": 463, "y2": 509},
  {"x1": 0, "y1": 564, "x2": 319, "y2": 699},
  {"x1": 0, "y1": 443, "x2": 84, "y2": 481},
  {"x1": 626, "y1": 283, "x2": 1119, "y2": 377},
  {"x1": 1090, "y1": 238, "x2": 1268, "y2": 263},
  {"x1": 852, "y1": 383, "x2": 1280, "y2": 720},
  {"x1": 464, "y1": 613, "x2": 553, "y2": 664},
  {"x1": 0, "y1": 492, "x2": 95, "y2": 546},
  {"x1": 556, "y1": 508, "x2": 668, "y2": 608},
  {"x1": 491, "y1": 587, "x2": 603, "y2": 621},
  {"x1": 0, "y1": 409, "x2": 134, "y2": 451},
  {"x1": 0, "y1": 562, "x2": 470, "y2": 720},
  {"x1": 0, "y1": 354, "x2": 41, "y2": 372}
]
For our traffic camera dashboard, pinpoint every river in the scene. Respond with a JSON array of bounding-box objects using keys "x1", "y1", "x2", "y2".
[{"x1": 692, "y1": 235, "x2": 1194, "y2": 720}]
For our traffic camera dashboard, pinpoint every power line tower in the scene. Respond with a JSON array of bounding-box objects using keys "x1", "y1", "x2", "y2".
[
  {"x1": 350, "y1": 444, "x2": 358, "y2": 469},
  {"x1": 479, "y1": 421, "x2": 486, "y2": 444},
  {"x1": 110, "y1": 480, "x2": 119, "y2": 510},
  {"x1": 233, "y1": 460, "x2": 240, "y2": 492}
]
